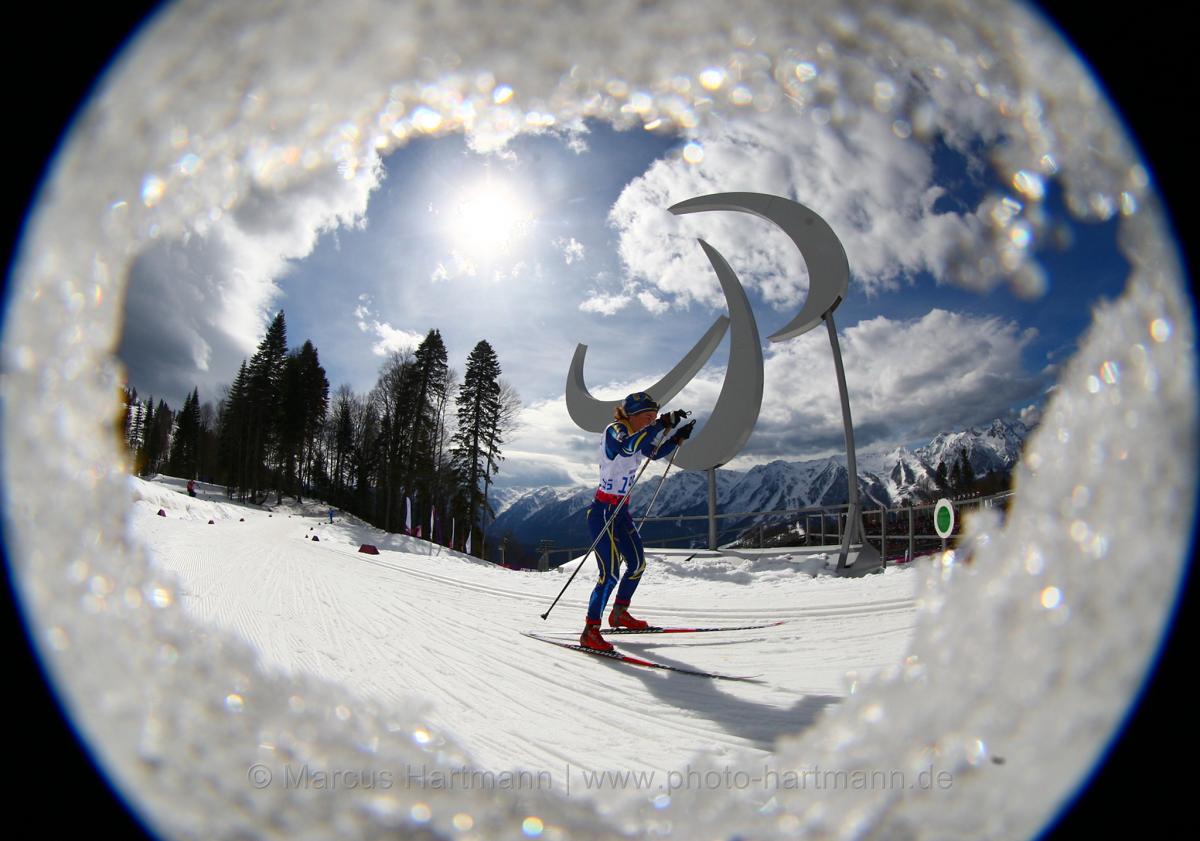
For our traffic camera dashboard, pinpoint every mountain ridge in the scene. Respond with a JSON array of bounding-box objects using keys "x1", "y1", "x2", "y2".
[{"x1": 489, "y1": 417, "x2": 1031, "y2": 553}]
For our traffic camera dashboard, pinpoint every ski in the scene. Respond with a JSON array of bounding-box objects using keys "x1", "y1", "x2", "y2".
[
  {"x1": 522, "y1": 632, "x2": 759, "y2": 682},
  {"x1": 604, "y1": 619, "x2": 787, "y2": 635}
]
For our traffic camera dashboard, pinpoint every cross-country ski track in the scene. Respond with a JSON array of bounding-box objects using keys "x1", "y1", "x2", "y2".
[{"x1": 130, "y1": 476, "x2": 918, "y2": 803}]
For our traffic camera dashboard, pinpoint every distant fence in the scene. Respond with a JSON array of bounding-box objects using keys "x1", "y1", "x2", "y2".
[{"x1": 536, "y1": 491, "x2": 1015, "y2": 570}]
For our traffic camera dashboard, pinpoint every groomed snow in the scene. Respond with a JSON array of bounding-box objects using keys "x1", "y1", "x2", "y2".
[{"x1": 131, "y1": 475, "x2": 916, "y2": 806}]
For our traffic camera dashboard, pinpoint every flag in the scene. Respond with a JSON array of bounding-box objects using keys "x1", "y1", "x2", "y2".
[
  {"x1": 405, "y1": 497, "x2": 412, "y2": 535},
  {"x1": 430, "y1": 507, "x2": 436, "y2": 543},
  {"x1": 465, "y1": 530, "x2": 471, "y2": 555},
  {"x1": 450, "y1": 518, "x2": 455, "y2": 549}
]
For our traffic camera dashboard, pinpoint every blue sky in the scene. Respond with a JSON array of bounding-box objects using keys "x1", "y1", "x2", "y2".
[
  {"x1": 277, "y1": 123, "x2": 687, "y2": 401},
  {"x1": 119, "y1": 116, "x2": 1130, "y2": 491}
]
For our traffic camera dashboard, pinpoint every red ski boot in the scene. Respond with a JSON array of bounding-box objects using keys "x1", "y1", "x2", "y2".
[
  {"x1": 608, "y1": 603, "x2": 650, "y2": 630},
  {"x1": 580, "y1": 619, "x2": 614, "y2": 652}
]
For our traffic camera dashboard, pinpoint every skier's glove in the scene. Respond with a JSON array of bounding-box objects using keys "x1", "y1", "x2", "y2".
[
  {"x1": 659, "y1": 409, "x2": 690, "y2": 429},
  {"x1": 670, "y1": 419, "x2": 696, "y2": 444}
]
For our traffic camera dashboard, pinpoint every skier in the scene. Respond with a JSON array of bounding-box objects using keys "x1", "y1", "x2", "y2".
[
  {"x1": 581, "y1": 392, "x2": 694, "y2": 652},
  {"x1": 186, "y1": 479, "x2": 196, "y2": 498}
]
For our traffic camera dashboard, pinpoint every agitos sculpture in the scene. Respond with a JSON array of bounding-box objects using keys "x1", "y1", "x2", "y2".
[{"x1": 566, "y1": 192, "x2": 882, "y2": 575}]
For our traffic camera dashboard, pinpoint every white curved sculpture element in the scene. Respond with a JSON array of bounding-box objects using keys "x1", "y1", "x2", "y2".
[
  {"x1": 669, "y1": 191, "x2": 850, "y2": 341},
  {"x1": 565, "y1": 315, "x2": 730, "y2": 432},
  {"x1": 672, "y1": 239, "x2": 763, "y2": 471},
  {"x1": 668, "y1": 192, "x2": 870, "y2": 568}
]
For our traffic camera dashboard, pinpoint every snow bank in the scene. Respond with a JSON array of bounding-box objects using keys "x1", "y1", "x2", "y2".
[
  {"x1": 641, "y1": 548, "x2": 897, "y2": 585},
  {"x1": 128, "y1": 476, "x2": 248, "y2": 522}
]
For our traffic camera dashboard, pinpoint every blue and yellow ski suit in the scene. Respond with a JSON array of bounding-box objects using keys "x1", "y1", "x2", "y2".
[{"x1": 586, "y1": 417, "x2": 680, "y2": 622}]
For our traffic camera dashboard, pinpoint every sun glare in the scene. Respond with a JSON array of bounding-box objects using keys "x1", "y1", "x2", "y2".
[{"x1": 443, "y1": 180, "x2": 533, "y2": 258}]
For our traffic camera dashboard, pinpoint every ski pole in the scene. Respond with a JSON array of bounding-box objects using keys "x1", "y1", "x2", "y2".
[
  {"x1": 539, "y1": 448, "x2": 658, "y2": 621},
  {"x1": 636, "y1": 440, "x2": 684, "y2": 533}
]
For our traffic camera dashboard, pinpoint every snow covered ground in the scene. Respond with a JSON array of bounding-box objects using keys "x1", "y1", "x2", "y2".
[{"x1": 130, "y1": 475, "x2": 917, "y2": 805}]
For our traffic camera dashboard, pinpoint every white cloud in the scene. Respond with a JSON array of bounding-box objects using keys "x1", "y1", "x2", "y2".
[
  {"x1": 368, "y1": 322, "x2": 423, "y2": 357},
  {"x1": 494, "y1": 449, "x2": 594, "y2": 490},
  {"x1": 501, "y1": 396, "x2": 605, "y2": 489},
  {"x1": 555, "y1": 236, "x2": 585, "y2": 265},
  {"x1": 579, "y1": 291, "x2": 632, "y2": 316},
  {"x1": 119, "y1": 158, "x2": 383, "y2": 405},
  {"x1": 430, "y1": 251, "x2": 478, "y2": 282},
  {"x1": 352, "y1": 298, "x2": 423, "y2": 357},
  {"x1": 429, "y1": 250, "x2": 534, "y2": 284},
  {"x1": 739, "y1": 308, "x2": 1045, "y2": 462},
  {"x1": 508, "y1": 308, "x2": 1048, "y2": 484},
  {"x1": 637, "y1": 290, "x2": 668, "y2": 315},
  {"x1": 608, "y1": 109, "x2": 987, "y2": 315}
]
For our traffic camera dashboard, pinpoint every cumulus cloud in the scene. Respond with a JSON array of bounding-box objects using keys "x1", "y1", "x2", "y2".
[
  {"x1": 579, "y1": 292, "x2": 632, "y2": 316},
  {"x1": 579, "y1": 269, "x2": 679, "y2": 317},
  {"x1": 578, "y1": 271, "x2": 637, "y2": 316},
  {"x1": 608, "y1": 108, "x2": 986, "y2": 315},
  {"x1": 353, "y1": 297, "x2": 423, "y2": 357},
  {"x1": 510, "y1": 307, "x2": 1047, "y2": 483},
  {"x1": 493, "y1": 449, "x2": 593, "y2": 490},
  {"x1": 637, "y1": 290, "x2": 669, "y2": 315},
  {"x1": 501, "y1": 396, "x2": 606, "y2": 489},
  {"x1": 368, "y1": 323, "x2": 423, "y2": 357},
  {"x1": 118, "y1": 159, "x2": 382, "y2": 405},
  {"x1": 555, "y1": 236, "x2": 586, "y2": 265},
  {"x1": 740, "y1": 308, "x2": 1046, "y2": 462}
]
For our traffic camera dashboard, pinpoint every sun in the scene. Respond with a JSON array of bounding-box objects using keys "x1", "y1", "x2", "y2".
[{"x1": 442, "y1": 179, "x2": 533, "y2": 259}]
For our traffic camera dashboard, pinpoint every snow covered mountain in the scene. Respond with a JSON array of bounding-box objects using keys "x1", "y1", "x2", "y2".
[
  {"x1": 490, "y1": 418, "x2": 1032, "y2": 551},
  {"x1": 919, "y1": 417, "x2": 1031, "y2": 477}
]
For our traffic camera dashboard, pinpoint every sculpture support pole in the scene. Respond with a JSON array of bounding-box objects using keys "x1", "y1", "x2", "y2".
[
  {"x1": 707, "y1": 468, "x2": 719, "y2": 549},
  {"x1": 825, "y1": 312, "x2": 860, "y2": 571}
]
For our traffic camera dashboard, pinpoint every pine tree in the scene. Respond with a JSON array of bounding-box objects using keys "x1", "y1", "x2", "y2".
[
  {"x1": 244, "y1": 312, "x2": 289, "y2": 502},
  {"x1": 168, "y1": 388, "x2": 202, "y2": 477},
  {"x1": 124, "y1": 387, "x2": 149, "y2": 471},
  {"x1": 294, "y1": 341, "x2": 330, "y2": 499},
  {"x1": 450, "y1": 341, "x2": 505, "y2": 556},
  {"x1": 278, "y1": 342, "x2": 329, "y2": 502},
  {"x1": 143, "y1": 398, "x2": 174, "y2": 476},
  {"x1": 404, "y1": 330, "x2": 450, "y2": 522},
  {"x1": 218, "y1": 361, "x2": 250, "y2": 498},
  {"x1": 138, "y1": 398, "x2": 156, "y2": 475},
  {"x1": 129, "y1": 393, "x2": 150, "y2": 474},
  {"x1": 122, "y1": 385, "x2": 139, "y2": 451}
]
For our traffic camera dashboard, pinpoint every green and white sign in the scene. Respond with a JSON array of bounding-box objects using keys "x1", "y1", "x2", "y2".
[{"x1": 934, "y1": 498, "x2": 955, "y2": 538}]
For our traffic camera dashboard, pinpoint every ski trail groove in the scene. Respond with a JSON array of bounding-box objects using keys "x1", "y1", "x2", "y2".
[{"x1": 132, "y1": 485, "x2": 919, "y2": 796}]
